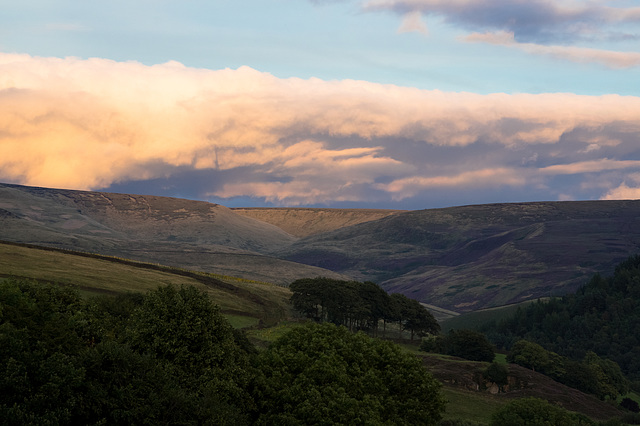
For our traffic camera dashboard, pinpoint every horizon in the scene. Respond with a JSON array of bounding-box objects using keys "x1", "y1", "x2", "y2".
[{"x1": 1, "y1": 1, "x2": 639, "y2": 209}]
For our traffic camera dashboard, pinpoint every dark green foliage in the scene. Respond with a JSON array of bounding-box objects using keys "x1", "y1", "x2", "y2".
[
  {"x1": 0, "y1": 279, "x2": 86, "y2": 424},
  {"x1": 0, "y1": 280, "x2": 254, "y2": 425},
  {"x1": 621, "y1": 397, "x2": 640, "y2": 413},
  {"x1": 482, "y1": 255, "x2": 640, "y2": 383},
  {"x1": 391, "y1": 292, "x2": 441, "y2": 340},
  {"x1": 507, "y1": 340, "x2": 559, "y2": 375},
  {"x1": 289, "y1": 277, "x2": 439, "y2": 339},
  {"x1": 125, "y1": 284, "x2": 255, "y2": 423},
  {"x1": 2, "y1": 278, "x2": 447, "y2": 424},
  {"x1": 421, "y1": 329, "x2": 494, "y2": 362},
  {"x1": 490, "y1": 397, "x2": 595, "y2": 425},
  {"x1": 253, "y1": 322, "x2": 446, "y2": 425},
  {"x1": 507, "y1": 339, "x2": 629, "y2": 400},
  {"x1": 484, "y1": 362, "x2": 509, "y2": 386}
]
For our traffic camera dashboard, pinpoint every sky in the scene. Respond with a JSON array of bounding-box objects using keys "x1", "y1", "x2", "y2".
[{"x1": 1, "y1": 0, "x2": 639, "y2": 209}]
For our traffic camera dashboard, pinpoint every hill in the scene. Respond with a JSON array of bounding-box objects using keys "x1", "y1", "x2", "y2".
[
  {"x1": 420, "y1": 353, "x2": 624, "y2": 423},
  {"x1": 0, "y1": 240, "x2": 292, "y2": 326},
  {"x1": 278, "y1": 201, "x2": 640, "y2": 312},
  {"x1": 0, "y1": 183, "x2": 350, "y2": 285},
  {"x1": 232, "y1": 207, "x2": 403, "y2": 237},
  {"x1": 3, "y1": 182, "x2": 640, "y2": 314}
]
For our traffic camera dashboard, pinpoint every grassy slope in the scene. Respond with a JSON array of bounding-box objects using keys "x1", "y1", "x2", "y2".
[
  {"x1": 419, "y1": 353, "x2": 624, "y2": 423},
  {"x1": 0, "y1": 183, "x2": 352, "y2": 286},
  {"x1": 0, "y1": 241, "x2": 292, "y2": 326}
]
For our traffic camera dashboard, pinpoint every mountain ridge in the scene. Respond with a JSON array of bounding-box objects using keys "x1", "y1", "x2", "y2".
[{"x1": 2, "y1": 182, "x2": 640, "y2": 313}]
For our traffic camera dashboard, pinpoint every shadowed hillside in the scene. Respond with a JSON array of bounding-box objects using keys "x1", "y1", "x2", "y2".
[{"x1": 278, "y1": 201, "x2": 640, "y2": 312}]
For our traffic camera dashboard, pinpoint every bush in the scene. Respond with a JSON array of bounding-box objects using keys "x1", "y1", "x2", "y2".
[
  {"x1": 621, "y1": 397, "x2": 640, "y2": 413},
  {"x1": 484, "y1": 362, "x2": 509, "y2": 386},
  {"x1": 441, "y1": 329, "x2": 495, "y2": 362}
]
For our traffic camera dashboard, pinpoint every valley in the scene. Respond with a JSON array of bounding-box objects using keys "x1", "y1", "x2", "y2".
[{"x1": 3, "y1": 182, "x2": 639, "y2": 314}]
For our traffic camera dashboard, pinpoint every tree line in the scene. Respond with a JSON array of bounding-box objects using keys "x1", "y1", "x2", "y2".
[
  {"x1": 480, "y1": 254, "x2": 640, "y2": 391},
  {"x1": 289, "y1": 277, "x2": 440, "y2": 340},
  {"x1": 0, "y1": 278, "x2": 445, "y2": 425}
]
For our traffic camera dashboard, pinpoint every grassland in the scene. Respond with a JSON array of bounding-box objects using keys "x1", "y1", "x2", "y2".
[{"x1": 0, "y1": 241, "x2": 293, "y2": 327}]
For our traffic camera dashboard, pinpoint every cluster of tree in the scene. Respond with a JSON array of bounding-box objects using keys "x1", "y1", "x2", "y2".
[
  {"x1": 480, "y1": 255, "x2": 640, "y2": 388},
  {"x1": 0, "y1": 278, "x2": 445, "y2": 425},
  {"x1": 289, "y1": 277, "x2": 440, "y2": 340},
  {"x1": 507, "y1": 340, "x2": 629, "y2": 400},
  {"x1": 420, "y1": 329, "x2": 495, "y2": 362}
]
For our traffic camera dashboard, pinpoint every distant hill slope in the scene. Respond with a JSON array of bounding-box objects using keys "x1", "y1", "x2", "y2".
[
  {"x1": 4, "y1": 183, "x2": 640, "y2": 314},
  {"x1": 232, "y1": 208, "x2": 403, "y2": 237},
  {"x1": 278, "y1": 201, "x2": 640, "y2": 312},
  {"x1": 0, "y1": 183, "x2": 350, "y2": 285}
]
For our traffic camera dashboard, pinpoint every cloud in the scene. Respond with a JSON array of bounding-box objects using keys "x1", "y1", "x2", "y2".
[
  {"x1": 363, "y1": 0, "x2": 640, "y2": 43},
  {"x1": 397, "y1": 11, "x2": 429, "y2": 35},
  {"x1": 601, "y1": 173, "x2": 640, "y2": 200},
  {"x1": 1, "y1": 53, "x2": 640, "y2": 206},
  {"x1": 362, "y1": 0, "x2": 640, "y2": 67},
  {"x1": 602, "y1": 183, "x2": 640, "y2": 200},
  {"x1": 465, "y1": 30, "x2": 640, "y2": 68}
]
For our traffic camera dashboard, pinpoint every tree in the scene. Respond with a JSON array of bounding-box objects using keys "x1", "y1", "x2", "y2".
[
  {"x1": 391, "y1": 293, "x2": 440, "y2": 340},
  {"x1": 582, "y1": 351, "x2": 629, "y2": 400},
  {"x1": 125, "y1": 284, "x2": 255, "y2": 424},
  {"x1": 357, "y1": 281, "x2": 392, "y2": 335},
  {"x1": 438, "y1": 329, "x2": 495, "y2": 362},
  {"x1": 484, "y1": 362, "x2": 509, "y2": 387},
  {"x1": 253, "y1": 322, "x2": 446, "y2": 425},
  {"x1": 0, "y1": 279, "x2": 86, "y2": 424},
  {"x1": 507, "y1": 340, "x2": 551, "y2": 373}
]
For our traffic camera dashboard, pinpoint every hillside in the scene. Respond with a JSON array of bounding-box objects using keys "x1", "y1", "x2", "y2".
[
  {"x1": 420, "y1": 353, "x2": 624, "y2": 423},
  {"x1": 3, "y1": 183, "x2": 640, "y2": 314},
  {"x1": 0, "y1": 183, "x2": 350, "y2": 285},
  {"x1": 232, "y1": 207, "x2": 403, "y2": 237},
  {"x1": 0, "y1": 240, "x2": 292, "y2": 326},
  {"x1": 278, "y1": 201, "x2": 640, "y2": 312}
]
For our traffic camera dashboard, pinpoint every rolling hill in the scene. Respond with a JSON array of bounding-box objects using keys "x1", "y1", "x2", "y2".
[
  {"x1": 277, "y1": 201, "x2": 640, "y2": 312},
  {"x1": 0, "y1": 183, "x2": 350, "y2": 285},
  {"x1": 2, "y1": 182, "x2": 640, "y2": 314},
  {"x1": 0, "y1": 240, "x2": 292, "y2": 326}
]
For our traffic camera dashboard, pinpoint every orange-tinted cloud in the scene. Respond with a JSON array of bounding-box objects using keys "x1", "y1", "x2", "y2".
[
  {"x1": 1, "y1": 53, "x2": 640, "y2": 205},
  {"x1": 465, "y1": 31, "x2": 640, "y2": 68}
]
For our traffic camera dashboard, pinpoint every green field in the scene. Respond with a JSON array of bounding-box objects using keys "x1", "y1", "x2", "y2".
[
  {"x1": 441, "y1": 388, "x2": 504, "y2": 424},
  {"x1": 0, "y1": 241, "x2": 292, "y2": 327}
]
